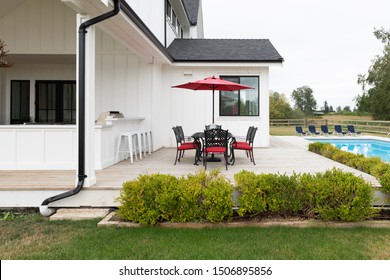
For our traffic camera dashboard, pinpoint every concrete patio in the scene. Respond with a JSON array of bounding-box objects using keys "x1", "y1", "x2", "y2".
[{"x1": 0, "y1": 136, "x2": 383, "y2": 208}]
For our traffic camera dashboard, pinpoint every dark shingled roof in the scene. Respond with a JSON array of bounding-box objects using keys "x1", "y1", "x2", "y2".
[
  {"x1": 182, "y1": 0, "x2": 199, "y2": 26},
  {"x1": 167, "y1": 39, "x2": 284, "y2": 62}
]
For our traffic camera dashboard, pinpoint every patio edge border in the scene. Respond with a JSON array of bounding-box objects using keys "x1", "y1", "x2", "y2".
[{"x1": 97, "y1": 212, "x2": 390, "y2": 229}]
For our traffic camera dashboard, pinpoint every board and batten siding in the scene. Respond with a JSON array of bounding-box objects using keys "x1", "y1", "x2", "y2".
[
  {"x1": 164, "y1": 66, "x2": 270, "y2": 148},
  {"x1": 0, "y1": 0, "x2": 76, "y2": 54}
]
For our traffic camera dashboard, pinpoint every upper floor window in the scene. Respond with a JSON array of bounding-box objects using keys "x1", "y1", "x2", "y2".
[
  {"x1": 166, "y1": 1, "x2": 172, "y2": 20},
  {"x1": 166, "y1": 0, "x2": 181, "y2": 38},
  {"x1": 172, "y1": 11, "x2": 177, "y2": 27},
  {"x1": 219, "y1": 76, "x2": 260, "y2": 116}
]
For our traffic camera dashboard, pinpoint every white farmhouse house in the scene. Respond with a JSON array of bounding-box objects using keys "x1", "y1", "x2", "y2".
[{"x1": 0, "y1": 0, "x2": 283, "y2": 213}]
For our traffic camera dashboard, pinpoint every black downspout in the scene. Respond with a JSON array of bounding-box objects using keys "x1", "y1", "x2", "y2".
[{"x1": 40, "y1": 0, "x2": 121, "y2": 216}]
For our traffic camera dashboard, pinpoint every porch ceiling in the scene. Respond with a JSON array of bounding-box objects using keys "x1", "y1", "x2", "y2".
[{"x1": 62, "y1": 0, "x2": 172, "y2": 64}]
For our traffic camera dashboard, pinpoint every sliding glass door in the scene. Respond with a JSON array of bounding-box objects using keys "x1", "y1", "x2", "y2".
[{"x1": 35, "y1": 81, "x2": 76, "y2": 124}]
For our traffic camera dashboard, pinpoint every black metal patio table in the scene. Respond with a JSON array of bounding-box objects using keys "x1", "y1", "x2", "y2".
[{"x1": 191, "y1": 131, "x2": 234, "y2": 164}]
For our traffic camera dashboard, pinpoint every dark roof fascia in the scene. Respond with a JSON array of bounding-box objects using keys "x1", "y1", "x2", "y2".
[
  {"x1": 119, "y1": 0, "x2": 174, "y2": 62},
  {"x1": 171, "y1": 59, "x2": 284, "y2": 63}
]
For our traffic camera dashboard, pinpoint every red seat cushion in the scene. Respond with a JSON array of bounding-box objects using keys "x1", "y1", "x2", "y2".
[
  {"x1": 204, "y1": 147, "x2": 226, "y2": 153},
  {"x1": 233, "y1": 142, "x2": 252, "y2": 150},
  {"x1": 178, "y1": 142, "x2": 198, "y2": 150}
]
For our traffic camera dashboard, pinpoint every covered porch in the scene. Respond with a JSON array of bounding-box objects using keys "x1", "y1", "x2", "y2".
[{"x1": 0, "y1": 136, "x2": 385, "y2": 209}]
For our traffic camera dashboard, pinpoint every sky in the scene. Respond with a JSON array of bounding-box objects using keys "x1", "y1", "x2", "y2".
[{"x1": 202, "y1": 0, "x2": 390, "y2": 110}]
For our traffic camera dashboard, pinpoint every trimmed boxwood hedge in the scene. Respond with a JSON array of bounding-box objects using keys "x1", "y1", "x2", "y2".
[
  {"x1": 308, "y1": 142, "x2": 390, "y2": 194},
  {"x1": 116, "y1": 168, "x2": 377, "y2": 225}
]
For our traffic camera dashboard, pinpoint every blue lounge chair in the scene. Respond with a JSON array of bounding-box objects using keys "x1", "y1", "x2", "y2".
[
  {"x1": 347, "y1": 125, "x2": 362, "y2": 135},
  {"x1": 295, "y1": 126, "x2": 307, "y2": 136},
  {"x1": 334, "y1": 125, "x2": 347, "y2": 135},
  {"x1": 308, "y1": 125, "x2": 320, "y2": 135},
  {"x1": 320, "y1": 125, "x2": 333, "y2": 135}
]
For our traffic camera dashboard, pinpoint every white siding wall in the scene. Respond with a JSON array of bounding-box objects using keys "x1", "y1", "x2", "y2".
[
  {"x1": 125, "y1": 0, "x2": 165, "y2": 44},
  {"x1": 160, "y1": 66, "x2": 270, "y2": 148},
  {"x1": 0, "y1": 0, "x2": 76, "y2": 54},
  {"x1": 95, "y1": 29, "x2": 152, "y2": 121}
]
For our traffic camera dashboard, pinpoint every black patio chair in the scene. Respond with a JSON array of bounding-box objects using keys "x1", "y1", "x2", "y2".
[
  {"x1": 177, "y1": 125, "x2": 193, "y2": 142},
  {"x1": 205, "y1": 124, "x2": 221, "y2": 130},
  {"x1": 347, "y1": 125, "x2": 362, "y2": 135},
  {"x1": 308, "y1": 125, "x2": 320, "y2": 135},
  {"x1": 203, "y1": 128, "x2": 229, "y2": 170},
  {"x1": 320, "y1": 125, "x2": 333, "y2": 135},
  {"x1": 334, "y1": 125, "x2": 347, "y2": 135},
  {"x1": 230, "y1": 126, "x2": 257, "y2": 165},
  {"x1": 295, "y1": 126, "x2": 307, "y2": 136},
  {"x1": 172, "y1": 126, "x2": 200, "y2": 165}
]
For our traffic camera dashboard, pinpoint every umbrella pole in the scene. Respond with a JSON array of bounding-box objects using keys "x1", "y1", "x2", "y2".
[
  {"x1": 208, "y1": 87, "x2": 221, "y2": 162},
  {"x1": 212, "y1": 89, "x2": 214, "y2": 124}
]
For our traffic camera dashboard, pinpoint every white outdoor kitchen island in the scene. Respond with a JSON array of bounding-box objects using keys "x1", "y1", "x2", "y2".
[{"x1": 0, "y1": 117, "x2": 145, "y2": 171}]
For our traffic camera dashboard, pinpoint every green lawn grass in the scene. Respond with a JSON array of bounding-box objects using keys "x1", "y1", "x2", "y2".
[{"x1": 1, "y1": 214, "x2": 389, "y2": 260}]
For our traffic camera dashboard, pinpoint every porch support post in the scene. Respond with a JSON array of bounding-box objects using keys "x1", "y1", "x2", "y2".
[{"x1": 76, "y1": 14, "x2": 96, "y2": 187}]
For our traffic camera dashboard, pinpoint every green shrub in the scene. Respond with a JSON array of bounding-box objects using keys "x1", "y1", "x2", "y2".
[
  {"x1": 321, "y1": 144, "x2": 339, "y2": 159},
  {"x1": 116, "y1": 167, "x2": 376, "y2": 224},
  {"x1": 234, "y1": 170, "x2": 267, "y2": 216},
  {"x1": 379, "y1": 170, "x2": 390, "y2": 193},
  {"x1": 332, "y1": 150, "x2": 357, "y2": 166},
  {"x1": 370, "y1": 162, "x2": 390, "y2": 178},
  {"x1": 308, "y1": 142, "x2": 390, "y2": 195},
  {"x1": 266, "y1": 173, "x2": 307, "y2": 215},
  {"x1": 200, "y1": 169, "x2": 234, "y2": 222},
  {"x1": 116, "y1": 170, "x2": 234, "y2": 225},
  {"x1": 308, "y1": 142, "x2": 325, "y2": 154},
  {"x1": 156, "y1": 175, "x2": 203, "y2": 222},
  {"x1": 313, "y1": 169, "x2": 376, "y2": 221},
  {"x1": 116, "y1": 174, "x2": 178, "y2": 225},
  {"x1": 354, "y1": 156, "x2": 382, "y2": 173}
]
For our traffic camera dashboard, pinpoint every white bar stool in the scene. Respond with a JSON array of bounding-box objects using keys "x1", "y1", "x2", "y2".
[
  {"x1": 115, "y1": 132, "x2": 139, "y2": 164},
  {"x1": 140, "y1": 129, "x2": 153, "y2": 155}
]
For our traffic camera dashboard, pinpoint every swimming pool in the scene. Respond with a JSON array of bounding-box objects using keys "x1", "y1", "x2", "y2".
[{"x1": 307, "y1": 138, "x2": 390, "y2": 163}]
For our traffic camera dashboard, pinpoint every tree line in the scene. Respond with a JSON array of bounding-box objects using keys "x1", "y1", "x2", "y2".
[
  {"x1": 271, "y1": 28, "x2": 390, "y2": 120},
  {"x1": 355, "y1": 28, "x2": 390, "y2": 120},
  {"x1": 270, "y1": 87, "x2": 351, "y2": 119}
]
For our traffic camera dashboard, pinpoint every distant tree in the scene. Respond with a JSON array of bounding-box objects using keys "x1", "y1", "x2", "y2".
[
  {"x1": 291, "y1": 86, "x2": 317, "y2": 116},
  {"x1": 343, "y1": 106, "x2": 351, "y2": 112},
  {"x1": 323, "y1": 100, "x2": 330, "y2": 114},
  {"x1": 355, "y1": 74, "x2": 372, "y2": 113},
  {"x1": 336, "y1": 106, "x2": 342, "y2": 113},
  {"x1": 356, "y1": 28, "x2": 390, "y2": 119},
  {"x1": 269, "y1": 91, "x2": 293, "y2": 119},
  {"x1": 329, "y1": 105, "x2": 334, "y2": 112}
]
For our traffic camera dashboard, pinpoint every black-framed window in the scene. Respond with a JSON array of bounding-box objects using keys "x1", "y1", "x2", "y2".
[
  {"x1": 165, "y1": 0, "x2": 181, "y2": 38},
  {"x1": 35, "y1": 80, "x2": 76, "y2": 124},
  {"x1": 11, "y1": 80, "x2": 30, "y2": 124},
  {"x1": 166, "y1": 0, "x2": 171, "y2": 20},
  {"x1": 219, "y1": 76, "x2": 260, "y2": 116}
]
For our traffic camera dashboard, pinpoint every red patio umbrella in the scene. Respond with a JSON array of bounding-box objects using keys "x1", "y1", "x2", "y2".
[{"x1": 172, "y1": 76, "x2": 253, "y2": 123}]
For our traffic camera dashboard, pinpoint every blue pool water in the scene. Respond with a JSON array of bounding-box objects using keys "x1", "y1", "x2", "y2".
[{"x1": 308, "y1": 138, "x2": 390, "y2": 163}]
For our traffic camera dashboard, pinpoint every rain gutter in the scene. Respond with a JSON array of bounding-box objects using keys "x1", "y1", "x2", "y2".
[{"x1": 40, "y1": 0, "x2": 121, "y2": 216}]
